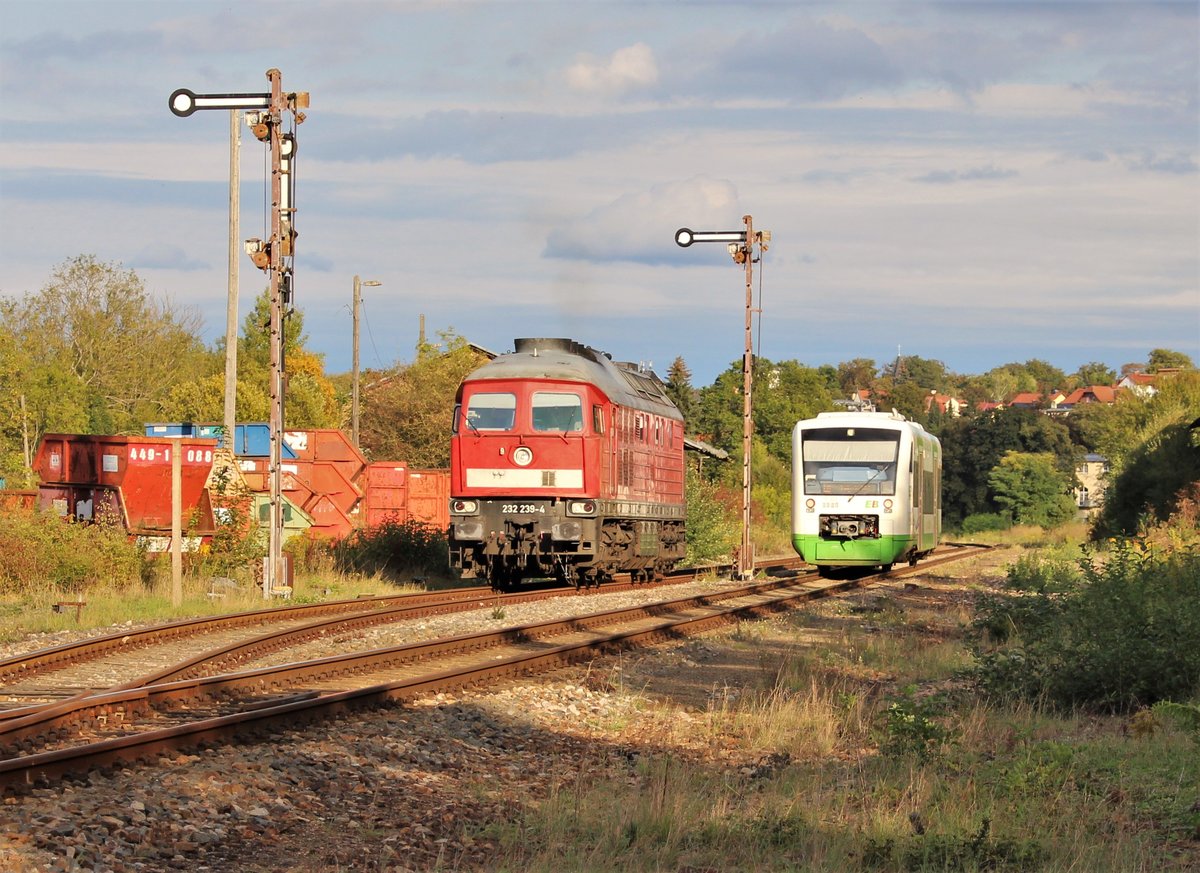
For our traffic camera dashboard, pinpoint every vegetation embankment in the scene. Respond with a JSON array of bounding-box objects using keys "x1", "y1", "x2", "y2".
[
  {"x1": 481, "y1": 507, "x2": 1200, "y2": 872},
  {"x1": 0, "y1": 512, "x2": 453, "y2": 644}
]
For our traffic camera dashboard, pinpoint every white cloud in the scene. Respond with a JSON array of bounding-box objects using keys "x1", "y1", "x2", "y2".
[
  {"x1": 544, "y1": 176, "x2": 739, "y2": 264},
  {"x1": 565, "y1": 43, "x2": 658, "y2": 94}
]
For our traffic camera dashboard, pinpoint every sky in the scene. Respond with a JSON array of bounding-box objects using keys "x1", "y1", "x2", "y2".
[{"x1": 1, "y1": 0, "x2": 1197, "y2": 390}]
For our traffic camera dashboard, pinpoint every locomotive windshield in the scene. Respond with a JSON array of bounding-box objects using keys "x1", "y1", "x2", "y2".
[
  {"x1": 801, "y1": 427, "x2": 900, "y2": 496},
  {"x1": 464, "y1": 392, "x2": 517, "y2": 431},
  {"x1": 532, "y1": 392, "x2": 584, "y2": 432}
]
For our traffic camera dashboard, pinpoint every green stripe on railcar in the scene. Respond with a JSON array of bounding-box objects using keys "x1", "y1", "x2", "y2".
[{"x1": 792, "y1": 534, "x2": 916, "y2": 566}]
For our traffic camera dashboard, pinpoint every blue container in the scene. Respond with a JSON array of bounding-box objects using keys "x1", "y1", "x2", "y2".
[{"x1": 144, "y1": 423, "x2": 296, "y2": 458}]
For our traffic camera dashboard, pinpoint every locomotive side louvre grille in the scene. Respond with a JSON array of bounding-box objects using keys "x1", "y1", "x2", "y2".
[{"x1": 595, "y1": 499, "x2": 685, "y2": 520}]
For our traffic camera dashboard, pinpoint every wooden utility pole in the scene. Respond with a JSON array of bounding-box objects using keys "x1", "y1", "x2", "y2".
[
  {"x1": 223, "y1": 110, "x2": 241, "y2": 441},
  {"x1": 171, "y1": 445, "x2": 182, "y2": 606},
  {"x1": 351, "y1": 275, "x2": 380, "y2": 450},
  {"x1": 352, "y1": 275, "x2": 361, "y2": 449}
]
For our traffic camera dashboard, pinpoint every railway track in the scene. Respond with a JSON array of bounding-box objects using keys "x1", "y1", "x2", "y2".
[
  {"x1": 0, "y1": 545, "x2": 984, "y2": 791},
  {"x1": 0, "y1": 559, "x2": 776, "y2": 718}
]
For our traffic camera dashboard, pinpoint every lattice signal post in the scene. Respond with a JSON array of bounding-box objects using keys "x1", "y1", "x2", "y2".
[
  {"x1": 171, "y1": 70, "x2": 309, "y2": 598},
  {"x1": 675, "y1": 216, "x2": 771, "y2": 580}
]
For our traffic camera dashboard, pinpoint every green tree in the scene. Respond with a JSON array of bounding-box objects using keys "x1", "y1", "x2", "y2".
[
  {"x1": 695, "y1": 357, "x2": 834, "y2": 466},
  {"x1": 1022, "y1": 358, "x2": 1068, "y2": 392},
  {"x1": 875, "y1": 380, "x2": 935, "y2": 425},
  {"x1": 1073, "y1": 361, "x2": 1116, "y2": 388},
  {"x1": 2, "y1": 256, "x2": 209, "y2": 441},
  {"x1": 664, "y1": 356, "x2": 697, "y2": 425},
  {"x1": 836, "y1": 357, "x2": 877, "y2": 396},
  {"x1": 940, "y1": 407, "x2": 1078, "y2": 527},
  {"x1": 239, "y1": 284, "x2": 309, "y2": 369},
  {"x1": 988, "y1": 451, "x2": 1077, "y2": 528},
  {"x1": 885, "y1": 355, "x2": 952, "y2": 393},
  {"x1": 359, "y1": 331, "x2": 490, "y2": 467},
  {"x1": 1094, "y1": 371, "x2": 1200, "y2": 536},
  {"x1": 1147, "y1": 348, "x2": 1195, "y2": 372}
]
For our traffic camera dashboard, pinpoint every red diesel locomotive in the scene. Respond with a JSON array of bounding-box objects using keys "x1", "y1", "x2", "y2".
[{"x1": 449, "y1": 338, "x2": 686, "y2": 589}]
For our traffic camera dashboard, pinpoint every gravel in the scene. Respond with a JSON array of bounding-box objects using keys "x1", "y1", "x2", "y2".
[{"x1": 0, "y1": 577, "x2": 763, "y2": 872}]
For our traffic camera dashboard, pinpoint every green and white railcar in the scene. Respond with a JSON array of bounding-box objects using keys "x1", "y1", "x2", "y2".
[{"x1": 791, "y1": 411, "x2": 941, "y2": 573}]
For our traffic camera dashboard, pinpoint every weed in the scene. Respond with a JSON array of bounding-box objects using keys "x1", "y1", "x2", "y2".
[
  {"x1": 864, "y1": 819, "x2": 1047, "y2": 871},
  {"x1": 878, "y1": 686, "x2": 957, "y2": 762}
]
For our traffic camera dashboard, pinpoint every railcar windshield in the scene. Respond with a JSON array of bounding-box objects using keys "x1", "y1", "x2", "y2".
[
  {"x1": 801, "y1": 427, "x2": 900, "y2": 495},
  {"x1": 464, "y1": 392, "x2": 517, "y2": 431},
  {"x1": 532, "y1": 392, "x2": 584, "y2": 432}
]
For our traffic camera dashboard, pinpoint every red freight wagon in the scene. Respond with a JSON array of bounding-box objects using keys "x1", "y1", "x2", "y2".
[{"x1": 33, "y1": 434, "x2": 218, "y2": 536}]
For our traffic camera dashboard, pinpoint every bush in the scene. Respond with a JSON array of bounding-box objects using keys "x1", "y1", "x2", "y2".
[
  {"x1": 0, "y1": 506, "x2": 148, "y2": 595},
  {"x1": 685, "y1": 466, "x2": 738, "y2": 565},
  {"x1": 321, "y1": 517, "x2": 448, "y2": 582},
  {"x1": 960, "y1": 512, "x2": 1012, "y2": 534},
  {"x1": 970, "y1": 542, "x2": 1200, "y2": 712}
]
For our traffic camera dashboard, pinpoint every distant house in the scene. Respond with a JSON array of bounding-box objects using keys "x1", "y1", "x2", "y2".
[
  {"x1": 1007, "y1": 391, "x2": 1067, "y2": 410},
  {"x1": 1074, "y1": 453, "x2": 1110, "y2": 517},
  {"x1": 924, "y1": 392, "x2": 964, "y2": 417},
  {"x1": 1059, "y1": 385, "x2": 1119, "y2": 409},
  {"x1": 1116, "y1": 368, "x2": 1185, "y2": 398},
  {"x1": 1116, "y1": 372, "x2": 1158, "y2": 397}
]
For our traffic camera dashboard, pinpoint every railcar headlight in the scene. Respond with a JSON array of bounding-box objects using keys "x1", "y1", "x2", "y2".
[
  {"x1": 452, "y1": 499, "x2": 479, "y2": 514},
  {"x1": 568, "y1": 500, "x2": 596, "y2": 515},
  {"x1": 805, "y1": 498, "x2": 816, "y2": 512},
  {"x1": 512, "y1": 446, "x2": 533, "y2": 467},
  {"x1": 883, "y1": 499, "x2": 893, "y2": 512}
]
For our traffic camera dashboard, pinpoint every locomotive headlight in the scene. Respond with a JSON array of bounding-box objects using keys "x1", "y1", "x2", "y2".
[
  {"x1": 452, "y1": 499, "x2": 479, "y2": 514},
  {"x1": 568, "y1": 500, "x2": 596, "y2": 516},
  {"x1": 512, "y1": 446, "x2": 534, "y2": 467},
  {"x1": 883, "y1": 499, "x2": 893, "y2": 513},
  {"x1": 805, "y1": 498, "x2": 816, "y2": 512}
]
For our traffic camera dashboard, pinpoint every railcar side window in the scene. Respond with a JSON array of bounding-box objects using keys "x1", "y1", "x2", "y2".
[
  {"x1": 800, "y1": 427, "x2": 901, "y2": 496},
  {"x1": 532, "y1": 392, "x2": 583, "y2": 432},
  {"x1": 592, "y1": 405, "x2": 605, "y2": 434},
  {"x1": 465, "y1": 393, "x2": 517, "y2": 431}
]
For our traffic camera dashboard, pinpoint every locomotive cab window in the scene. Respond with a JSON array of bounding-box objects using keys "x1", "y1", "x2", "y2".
[
  {"x1": 464, "y1": 393, "x2": 517, "y2": 431},
  {"x1": 800, "y1": 427, "x2": 900, "y2": 496},
  {"x1": 532, "y1": 392, "x2": 583, "y2": 432}
]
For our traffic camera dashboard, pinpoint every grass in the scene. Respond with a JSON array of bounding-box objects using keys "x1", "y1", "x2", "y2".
[
  {"x1": 471, "y1": 534, "x2": 1200, "y2": 872},
  {"x1": 0, "y1": 566, "x2": 429, "y2": 646}
]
